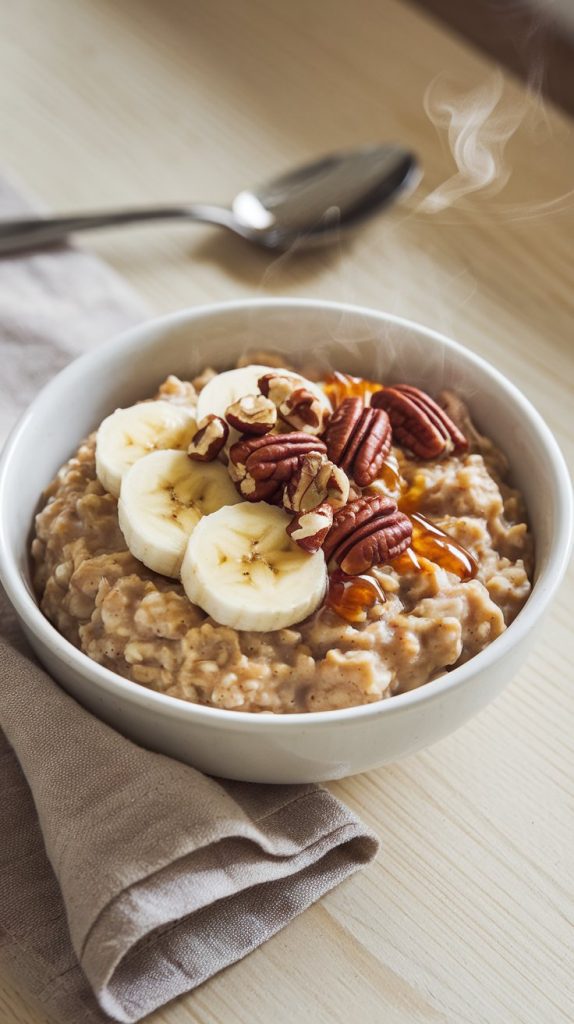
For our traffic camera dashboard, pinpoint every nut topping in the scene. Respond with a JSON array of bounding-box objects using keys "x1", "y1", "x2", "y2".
[
  {"x1": 371, "y1": 384, "x2": 468, "y2": 459},
  {"x1": 324, "y1": 396, "x2": 363, "y2": 463},
  {"x1": 259, "y1": 372, "x2": 329, "y2": 435},
  {"x1": 283, "y1": 452, "x2": 350, "y2": 512},
  {"x1": 323, "y1": 494, "x2": 412, "y2": 575},
  {"x1": 225, "y1": 394, "x2": 277, "y2": 435},
  {"x1": 258, "y1": 372, "x2": 294, "y2": 406},
  {"x1": 287, "y1": 501, "x2": 334, "y2": 553},
  {"x1": 279, "y1": 386, "x2": 328, "y2": 434},
  {"x1": 187, "y1": 415, "x2": 229, "y2": 462},
  {"x1": 228, "y1": 431, "x2": 327, "y2": 503},
  {"x1": 324, "y1": 397, "x2": 392, "y2": 486}
]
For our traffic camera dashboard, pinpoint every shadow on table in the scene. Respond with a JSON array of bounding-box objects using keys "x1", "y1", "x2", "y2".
[{"x1": 187, "y1": 229, "x2": 353, "y2": 288}]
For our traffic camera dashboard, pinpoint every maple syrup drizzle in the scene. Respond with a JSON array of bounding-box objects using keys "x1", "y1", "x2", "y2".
[
  {"x1": 396, "y1": 472, "x2": 427, "y2": 514},
  {"x1": 363, "y1": 459, "x2": 403, "y2": 503},
  {"x1": 390, "y1": 547, "x2": 423, "y2": 574},
  {"x1": 326, "y1": 570, "x2": 386, "y2": 624},
  {"x1": 408, "y1": 512, "x2": 478, "y2": 581},
  {"x1": 378, "y1": 452, "x2": 402, "y2": 489},
  {"x1": 320, "y1": 373, "x2": 477, "y2": 621},
  {"x1": 323, "y1": 370, "x2": 382, "y2": 407},
  {"x1": 396, "y1": 475, "x2": 477, "y2": 580}
]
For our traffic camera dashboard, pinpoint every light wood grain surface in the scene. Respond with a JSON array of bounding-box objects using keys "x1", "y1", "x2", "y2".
[{"x1": 1, "y1": 1, "x2": 573, "y2": 1022}]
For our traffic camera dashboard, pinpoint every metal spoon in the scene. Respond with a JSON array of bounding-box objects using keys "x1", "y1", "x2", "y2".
[{"x1": 0, "y1": 144, "x2": 418, "y2": 256}]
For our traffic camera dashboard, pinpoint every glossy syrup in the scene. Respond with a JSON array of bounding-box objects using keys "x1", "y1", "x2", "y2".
[
  {"x1": 322, "y1": 374, "x2": 477, "y2": 622},
  {"x1": 323, "y1": 370, "x2": 382, "y2": 407},
  {"x1": 408, "y1": 512, "x2": 478, "y2": 581},
  {"x1": 395, "y1": 472, "x2": 427, "y2": 513},
  {"x1": 365, "y1": 452, "x2": 403, "y2": 500},
  {"x1": 326, "y1": 570, "x2": 386, "y2": 624}
]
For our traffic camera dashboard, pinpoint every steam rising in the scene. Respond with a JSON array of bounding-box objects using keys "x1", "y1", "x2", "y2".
[{"x1": 419, "y1": 70, "x2": 529, "y2": 213}]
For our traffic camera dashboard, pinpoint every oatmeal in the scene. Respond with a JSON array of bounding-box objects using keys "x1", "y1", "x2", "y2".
[{"x1": 31, "y1": 359, "x2": 533, "y2": 713}]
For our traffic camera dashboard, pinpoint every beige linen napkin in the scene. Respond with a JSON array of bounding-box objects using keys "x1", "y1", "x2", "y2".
[{"x1": 0, "y1": 179, "x2": 379, "y2": 1024}]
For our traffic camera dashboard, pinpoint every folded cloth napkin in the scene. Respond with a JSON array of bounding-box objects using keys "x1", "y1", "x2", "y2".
[{"x1": 0, "y1": 178, "x2": 379, "y2": 1024}]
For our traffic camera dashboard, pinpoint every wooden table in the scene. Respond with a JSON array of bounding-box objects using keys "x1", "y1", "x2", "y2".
[{"x1": 1, "y1": 1, "x2": 573, "y2": 1022}]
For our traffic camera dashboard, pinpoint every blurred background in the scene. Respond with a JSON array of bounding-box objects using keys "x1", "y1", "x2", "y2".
[
  {"x1": 417, "y1": 0, "x2": 574, "y2": 115},
  {"x1": 1, "y1": 0, "x2": 573, "y2": 391}
]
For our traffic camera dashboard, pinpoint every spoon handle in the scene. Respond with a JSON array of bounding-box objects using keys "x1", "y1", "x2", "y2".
[{"x1": 0, "y1": 204, "x2": 234, "y2": 255}]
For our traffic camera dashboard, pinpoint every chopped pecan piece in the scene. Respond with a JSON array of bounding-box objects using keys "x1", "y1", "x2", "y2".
[
  {"x1": 279, "y1": 386, "x2": 329, "y2": 434},
  {"x1": 371, "y1": 384, "x2": 467, "y2": 459},
  {"x1": 287, "y1": 501, "x2": 334, "y2": 553},
  {"x1": 228, "y1": 431, "x2": 327, "y2": 503},
  {"x1": 324, "y1": 397, "x2": 392, "y2": 486},
  {"x1": 258, "y1": 372, "x2": 294, "y2": 406},
  {"x1": 187, "y1": 415, "x2": 229, "y2": 462},
  {"x1": 259, "y1": 372, "x2": 329, "y2": 435},
  {"x1": 323, "y1": 494, "x2": 412, "y2": 574},
  {"x1": 283, "y1": 452, "x2": 350, "y2": 512},
  {"x1": 225, "y1": 394, "x2": 277, "y2": 435}
]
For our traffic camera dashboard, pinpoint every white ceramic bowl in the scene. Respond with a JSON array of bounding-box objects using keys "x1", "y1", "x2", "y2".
[{"x1": 0, "y1": 300, "x2": 571, "y2": 783}]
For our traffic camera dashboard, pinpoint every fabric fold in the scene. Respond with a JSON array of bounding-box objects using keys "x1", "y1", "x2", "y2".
[{"x1": 0, "y1": 600, "x2": 377, "y2": 1023}]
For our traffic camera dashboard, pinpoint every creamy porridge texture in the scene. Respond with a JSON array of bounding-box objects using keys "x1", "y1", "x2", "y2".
[{"x1": 31, "y1": 357, "x2": 533, "y2": 713}]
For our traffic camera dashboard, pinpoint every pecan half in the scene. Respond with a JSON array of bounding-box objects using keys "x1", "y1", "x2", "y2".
[
  {"x1": 225, "y1": 394, "x2": 277, "y2": 435},
  {"x1": 371, "y1": 384, "x2": 467, "y2": 459},
  {"x1": 287, "y1": 501, "x2": 334, "y2": 553},
  {"x1": 324, "y1": 397, "x2": 392, "y2": 486},
  {"x1": 187, "y1": 415, "x2": 229, "y2": 462},
  {"x1": 323, "y1": 494, "x2": 412, "y2": 574},
  {"x1": 228, "y1": 431, "x2": 327, "y2": 503},
  {"x1": 283, "y1": 452, "x2": 350, "y2": 512},
  {"x1": 259, "y1": 372, "x2": 329, "y2": 435}
]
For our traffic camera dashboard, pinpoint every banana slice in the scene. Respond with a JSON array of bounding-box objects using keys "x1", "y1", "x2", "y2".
[
  {"x1": 118, "y1": 450, "x2": 240, "y2": 577},
  {"x1": 96, "y1": 400, "x2": 197, "y2": 498},
  {"x1": 181, "y1": 501, "x2": 327, "y2": 631},
  {"x1": 195, "y1": 364, "x2": 331, "y2": 442}
]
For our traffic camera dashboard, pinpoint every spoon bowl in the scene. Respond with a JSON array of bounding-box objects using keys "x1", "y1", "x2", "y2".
[{"x1": 231, "y1": 144, "x2": 420, "y2": 248}]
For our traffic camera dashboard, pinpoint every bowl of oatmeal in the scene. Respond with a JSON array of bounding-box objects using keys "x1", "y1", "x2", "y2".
[{"x1": 0, "y1": 300, "x2": 571, "y2": 782}]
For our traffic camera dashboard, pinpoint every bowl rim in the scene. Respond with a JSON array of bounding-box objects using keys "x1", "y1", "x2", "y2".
[{"x1": 1, "y1": 296, "x2": 572, "y2": 731}]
